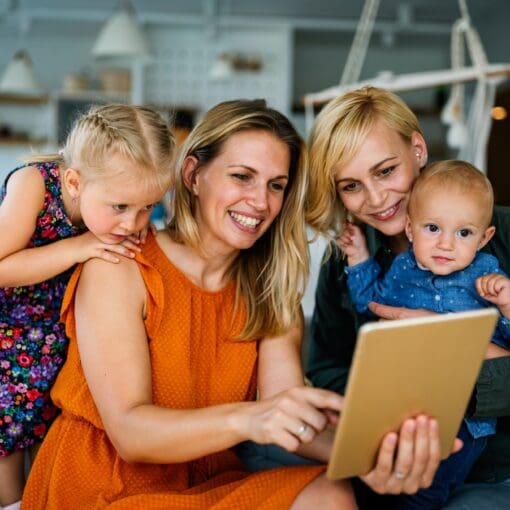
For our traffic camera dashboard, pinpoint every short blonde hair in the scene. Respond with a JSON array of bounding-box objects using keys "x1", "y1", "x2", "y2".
[
  {"x1": 170, "y1": 99, "x2": 309, "y2": 340},
  {"x1": 410, "y1": 160, "x2": 494, "y2": 226},
  {"x1": 27, "y1": 104, "x2": 176, "y2": 192},
  {"x1": 307, "y1": 86, "x2": 422, "y2": 237}
]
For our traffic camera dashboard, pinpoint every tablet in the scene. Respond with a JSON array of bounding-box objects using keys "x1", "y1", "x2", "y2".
[{"x1": 326, "y1": 308, "x2": 498, "y2": 480}]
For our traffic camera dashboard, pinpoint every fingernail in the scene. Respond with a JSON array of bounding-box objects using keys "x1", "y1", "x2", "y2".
[
  {"x1": 417, "y1": 415, "x2": 428, "y2": 427},
  {"x1": 405, "y1": 419, "x2": 416, "y2": 432}
]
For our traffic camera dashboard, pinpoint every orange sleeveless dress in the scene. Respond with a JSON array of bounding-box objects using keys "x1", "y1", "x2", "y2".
[{"x1": 22, "y1": 234, "x2": 324, "y2": 509}]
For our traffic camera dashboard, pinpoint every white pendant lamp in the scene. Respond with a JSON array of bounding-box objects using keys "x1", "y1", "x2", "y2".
[
  {"x1": 209, "y1": 54, "x2": 234, "y2": 81},
  {"x1": 92, "y1": 1, "x2": 150, "y2": 58},
  {"x1": 0, "y1": 50, "x2": 40, "y2": 94}
]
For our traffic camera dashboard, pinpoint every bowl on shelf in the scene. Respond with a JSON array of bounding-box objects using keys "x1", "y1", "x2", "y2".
[{"x1": 98, "y1": 68, "x2": 131, "y2": 93}]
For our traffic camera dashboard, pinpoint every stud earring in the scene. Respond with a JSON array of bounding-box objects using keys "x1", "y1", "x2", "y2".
[
  {"x1": 415, "y1": 151, "x2": 420, "y2": 158},
  {"x1": 192, "y1": 185, "x2": 198, "y2": 195}
]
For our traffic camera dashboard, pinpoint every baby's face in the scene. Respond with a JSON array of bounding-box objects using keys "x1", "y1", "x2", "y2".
[{"x1": 406, "y1": 190, "x2": 493, "y2": 275}]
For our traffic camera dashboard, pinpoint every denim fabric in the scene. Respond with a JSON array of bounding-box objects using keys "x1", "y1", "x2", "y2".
[
  {"x1": 236, "y1": 442, "x2": 510, "y2": 509},
  {"x1": 235, "y1": 441, "x2": 319, "y2": 471},
  {"x1": 346, "y1": 245, "x2": 510, "y2": 438},
  {"x1": 442, "y1": 478, "x2": 510, "y2": 509},
  {"x1": 235, "y1": 437, "x2": 500, "y2": 510},
  {"x1": 394, "y1": 422, "x2": 487, "y2": 510},
  {"x1": 345, "y1": 245, "x2": 510, "y2": 349},
  {"x1": 461, "y1": 417, "x2": 496, "y2": 439}
]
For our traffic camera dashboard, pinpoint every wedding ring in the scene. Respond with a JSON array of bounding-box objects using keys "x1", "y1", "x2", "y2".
[
  {"x1": 296, "y1": 424, "x2": 308, "y2": 437},
  {"x1": 394, "y1": 470, "x2": 407, "y2": 480}
]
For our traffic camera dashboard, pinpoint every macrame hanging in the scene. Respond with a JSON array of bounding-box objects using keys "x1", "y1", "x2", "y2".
[{"x1": 304, "y1": 0, "x2": 510, "y2": 172}]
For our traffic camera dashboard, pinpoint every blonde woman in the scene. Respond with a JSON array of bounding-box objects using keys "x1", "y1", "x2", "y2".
[
  {"x1": 0, "y1": 104, "x2": 174, "y2": 510},
  {"x1": 306, "y1": 87, "x2": 510, "y2": 508}
]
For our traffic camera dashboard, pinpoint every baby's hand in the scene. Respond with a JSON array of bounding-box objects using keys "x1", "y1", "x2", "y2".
[
  {"x1": 336, "y1": 222, "x2": 369, "y2": 266},
  {"x1": 476, "y1": 273, "x2": 510, "y2": 318}
]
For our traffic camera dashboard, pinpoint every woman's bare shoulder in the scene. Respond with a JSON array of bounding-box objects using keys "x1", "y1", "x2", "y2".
[{"x1": 79, "y1": 255, "x2": 146, "y2": 304}]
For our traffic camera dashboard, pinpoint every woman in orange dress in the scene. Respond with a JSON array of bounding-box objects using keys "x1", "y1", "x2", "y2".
[{"x1": 23, "y1": 99, "x2": 443, "y2": 509}]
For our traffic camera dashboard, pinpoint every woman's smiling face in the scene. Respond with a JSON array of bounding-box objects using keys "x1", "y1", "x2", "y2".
[
  {"x1": 334, "y1": 119, "x2": 426, "y2": 237},
  {"x1": 189, "y1": 129, "x2": 290, "y2": 255}
]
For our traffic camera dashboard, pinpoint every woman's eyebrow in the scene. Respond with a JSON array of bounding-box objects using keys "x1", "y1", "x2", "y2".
[
  {"x1": 227, "y1": 164, "x2": 289, "y2": 180},
  {"x1": 228, "y1": 164, "x2": 256, "y2": 171},
  {"x1": 335, "y1": 156, "x2": 398, "y2": 184},
  {"x1": 369, "y1": 156, "x2": 398, "y2": 171}
]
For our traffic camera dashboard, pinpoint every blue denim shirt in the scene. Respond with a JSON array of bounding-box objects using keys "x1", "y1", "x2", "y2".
[{"x1": 345, "y1": 245, "x2": 510, "y2": 439}]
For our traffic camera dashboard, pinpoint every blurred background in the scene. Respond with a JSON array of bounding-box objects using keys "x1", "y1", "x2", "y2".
[{"x1": 0, "y1": 0, "x2": 508, "y2": 318}]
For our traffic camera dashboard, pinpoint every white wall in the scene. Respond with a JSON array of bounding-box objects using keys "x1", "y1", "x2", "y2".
[{"x1": 139, "y1": 24, "x2": 293, "y2": 114}]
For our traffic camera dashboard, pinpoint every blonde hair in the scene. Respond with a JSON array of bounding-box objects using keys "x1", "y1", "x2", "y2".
[
  {"x1": 25, "y1": 104, "x2": 175, "y2": 192},
  {"x1": 410, "y1": 160, "x2": 494, "y2": 226},
  {"x1": 307, "y1": 86, "x2": 422, "y2": 238},
  {"x1": 170, "y1": 99, "x2": 309, "y2": 340}
]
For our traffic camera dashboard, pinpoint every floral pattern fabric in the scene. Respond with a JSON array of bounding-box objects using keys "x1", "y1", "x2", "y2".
[{"x1": 0, "y1": 161, "x2": 84, "y2": 456}]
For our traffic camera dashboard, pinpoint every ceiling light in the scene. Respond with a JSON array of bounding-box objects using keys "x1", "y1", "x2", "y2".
[
  {"x1": 209, "y1": 54, "x2": 234, "y2": 81},
  {"x1": 0, "y1": 50, "x2": 40, "y2": 94},
  {"x1": 92, "y1": 1, "x2": 150, "y2": 58}
]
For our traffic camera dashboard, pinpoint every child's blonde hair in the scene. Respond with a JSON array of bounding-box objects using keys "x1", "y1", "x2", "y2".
[
  {"x1": 409, "y1": 160, "x2": 494, "y2": 226},
  {"x1": 26, "y1": 104, "x2": 175, "y2": 191},
  {"x1": 170, "y1": 99, "x2": 309, "y2": 341},
  {"x1": 307, "y1": 86, "x2": 422, "y2": 238}
]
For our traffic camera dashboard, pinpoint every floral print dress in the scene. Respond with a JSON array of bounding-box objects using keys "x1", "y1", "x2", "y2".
[{"x1": 0, "y1": 161, "x2": 85, "y2": 456}]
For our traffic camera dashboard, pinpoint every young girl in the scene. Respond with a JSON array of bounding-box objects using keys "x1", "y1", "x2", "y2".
[{"x1": 0, "y1": 103, "x2": 175, "y2": 510}]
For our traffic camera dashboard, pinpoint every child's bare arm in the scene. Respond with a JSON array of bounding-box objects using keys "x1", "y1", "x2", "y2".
[
  {"x1": 0, "y1": 167, "x2": 45, "y2": 262},
  {"x1": 476, "y1": 273, "x2": 510, "y2": 319},
  {"x1": 0, "y1": 167, "x2": 141, "y2": 287},
  {"x1": 336, "y1": 222, "x2": 369, "y2": 266},
  {"x1": 0, "y1": 231, "x2": 145, "y2": 288}
]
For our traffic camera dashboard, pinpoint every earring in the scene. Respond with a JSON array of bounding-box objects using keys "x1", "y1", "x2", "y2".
[
  {"x1": 415, "y1": 150, "x2": 420, "y2": 159},
  {"x1": 192, "y1": 185, "x2": 198, "y2": 195}
]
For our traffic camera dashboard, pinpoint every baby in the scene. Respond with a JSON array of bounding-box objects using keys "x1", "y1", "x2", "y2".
[{"x1": 339, "y1": 159, "x2": 510, "y2": 509}]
